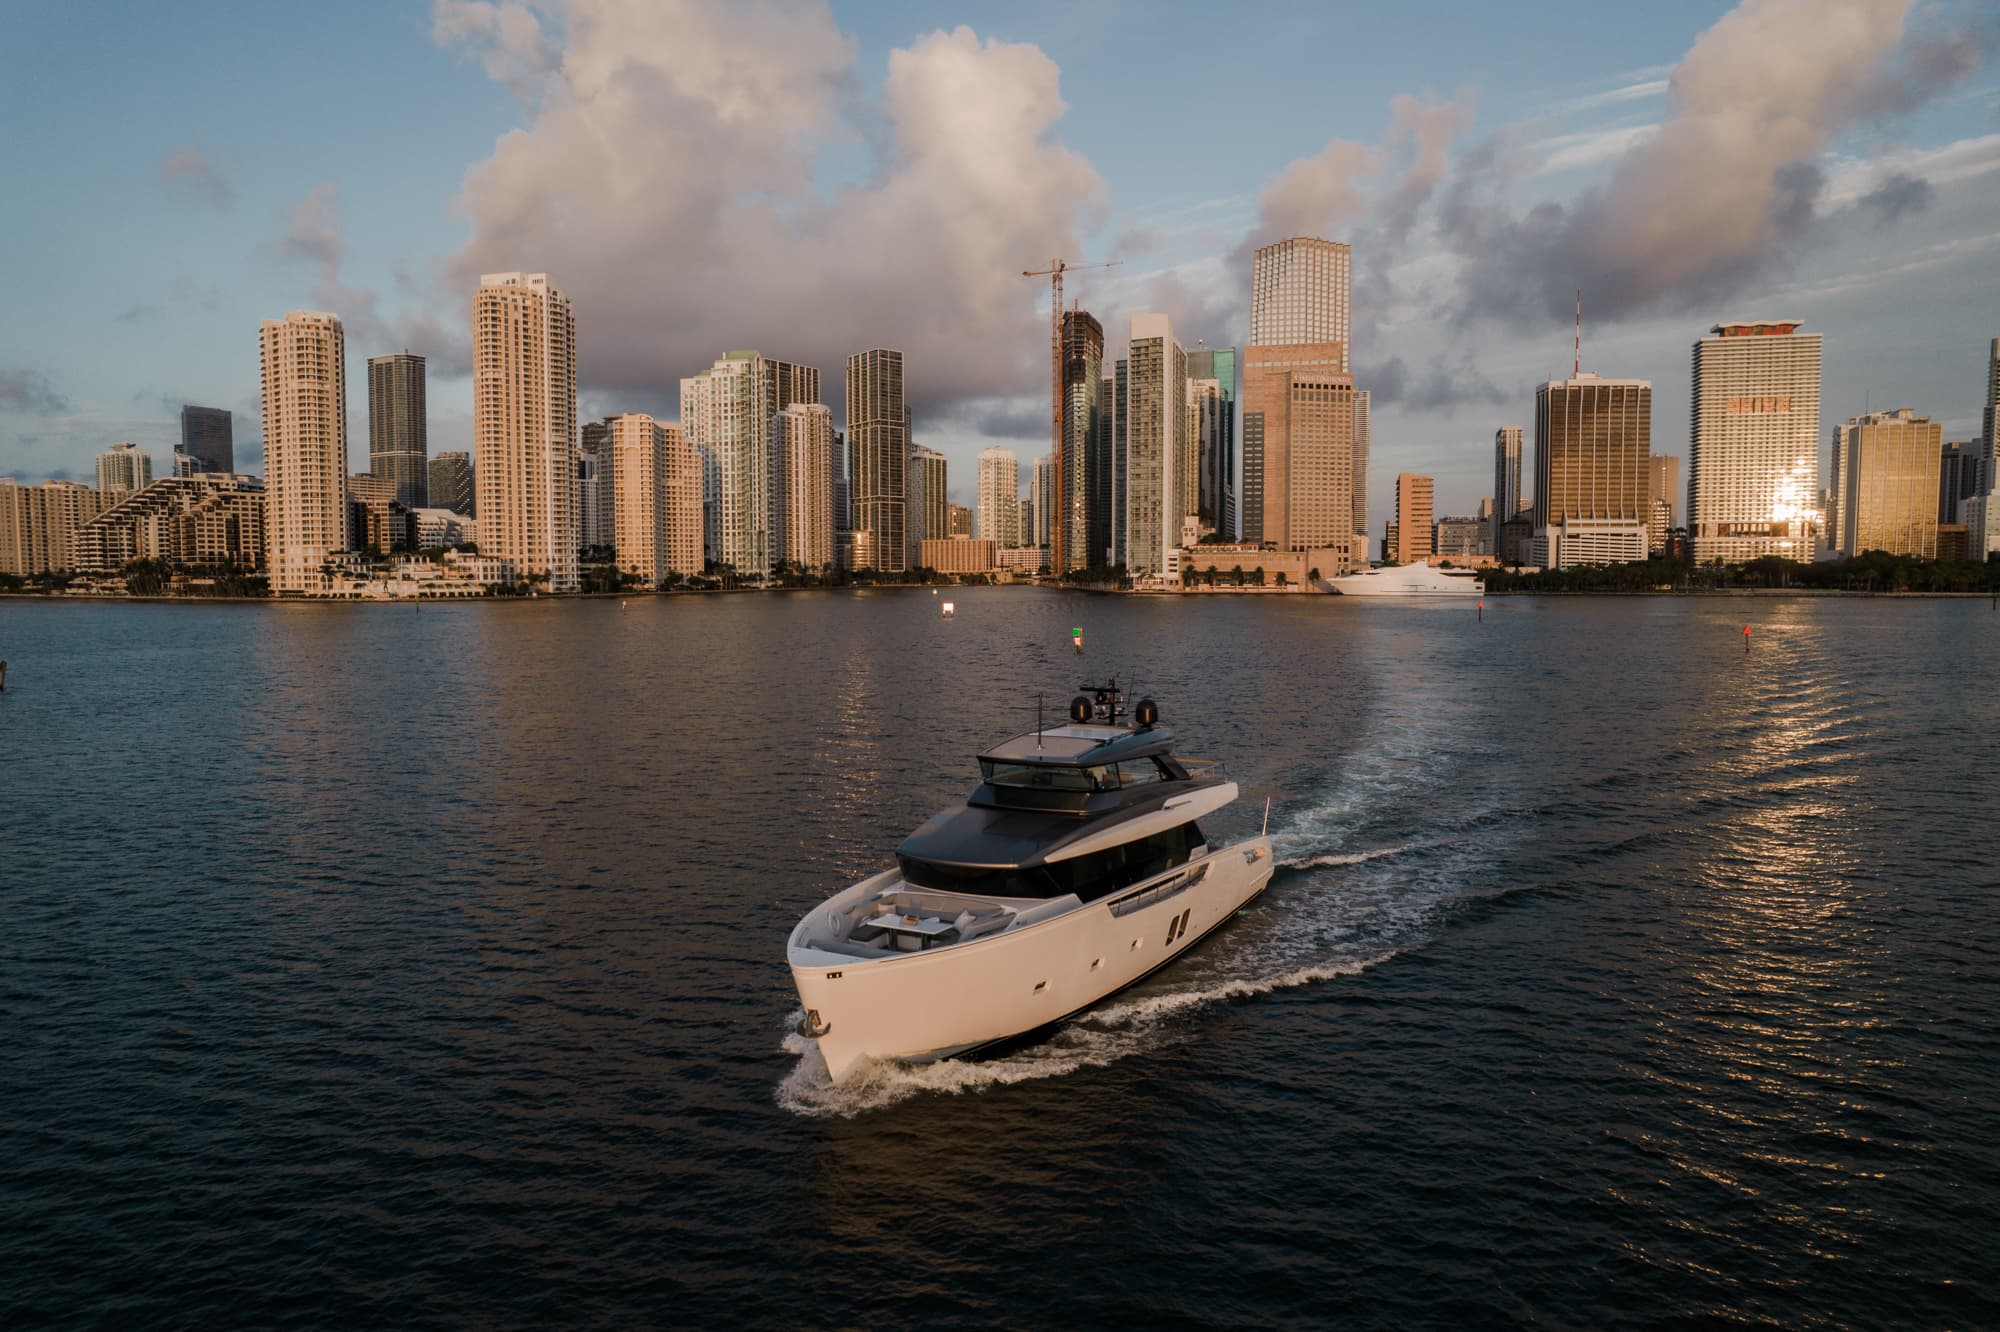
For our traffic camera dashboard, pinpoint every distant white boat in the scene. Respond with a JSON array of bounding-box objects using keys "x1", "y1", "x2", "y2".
[
  {"x1": 1327, "y1": 564, "x2": 1483, "y2": 596},
  {"x1": 941, "y1": 601, "x2": 955, "y2": 618}
]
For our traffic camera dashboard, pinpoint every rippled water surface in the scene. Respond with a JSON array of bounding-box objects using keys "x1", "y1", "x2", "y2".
[{"x1": 4, "y1": 591, "x2": 1998, "y2": 1327}]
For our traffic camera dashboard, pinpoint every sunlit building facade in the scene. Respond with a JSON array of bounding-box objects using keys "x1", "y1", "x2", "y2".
[
  {"x1": 775, "y1": 403, "x2": 835, "y2": 570},
  {"x1": 261, "y1": 310, "x2": 348, "y2": 594},
  {"x1": 1835, "y1": 408, "x2": 1942, "y2": 559},
  {"x1": 1532, "y1": 374, "x2": 1651, "y2": 568},
  {"x1": 96, "y1": 443, "x2": 153, "y2": 495},
  {"x1": 681, "y1": 350, "x2": 820, "y2": 576},
  {"x1": 474, "y1": 273, "x2": 577, "y2": 593},
  {"x1": 1687, "y1": 320, "x2": 1822, "y2": 563},
  {"x1": 976, "y1": 446, "x2": 1020, "y2": 549},
  {"x1": 1393, "y1": 473, "x2": 1434, "y2": 565}
]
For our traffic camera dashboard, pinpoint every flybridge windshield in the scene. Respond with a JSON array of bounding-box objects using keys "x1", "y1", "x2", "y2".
[{"x1": 979, "y1": 758, "x2": 1170, "y2": 792}]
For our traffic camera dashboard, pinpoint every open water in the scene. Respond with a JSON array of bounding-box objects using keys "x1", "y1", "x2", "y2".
[{"x1": 2, "y1": 590, "x2": 1997, "y2": 1328}]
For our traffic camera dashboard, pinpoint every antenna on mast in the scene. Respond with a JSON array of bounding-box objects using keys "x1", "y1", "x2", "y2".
[{"x1": 1574, "y1": 288, "x2": 1582, "y2": 377}]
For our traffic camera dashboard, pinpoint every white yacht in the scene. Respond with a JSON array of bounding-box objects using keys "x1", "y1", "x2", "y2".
[
  {"x1": 1326, "y1": 563, "x2": 1484, "y2": 596},
  {"x1": 787, "y1": 683, "x2": 1274, "y2": 1083}
]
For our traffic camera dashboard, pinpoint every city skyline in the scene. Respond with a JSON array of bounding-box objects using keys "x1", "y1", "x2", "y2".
[{"x1": 3, "y1": 1, "x2": 1995, "y2": 535}]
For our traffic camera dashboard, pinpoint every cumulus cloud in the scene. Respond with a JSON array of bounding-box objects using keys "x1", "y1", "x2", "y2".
[
  {"x1": 438, "y1": 1, "x2": 1105, "y2": 418},
  {"x1": 270, "y1": 182, "x2": 471, "y2": 372},
  {"x1": 159, "y1": 147, "x2": 233, "y2": 209},
  {"x1": 1249, "y1": 91, "x2": 1476, "y2": 259},
  {"x1": 1434, "y1": 0, "x2": 1989, "y2": 324},
  {"x1": 0, "y1": 369, "x2": 68, "y2": 415}
]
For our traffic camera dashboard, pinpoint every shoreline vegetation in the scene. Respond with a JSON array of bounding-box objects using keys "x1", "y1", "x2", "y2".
[{"x1": 4, "y1": 552, "x2": 1996, "y2": 604}]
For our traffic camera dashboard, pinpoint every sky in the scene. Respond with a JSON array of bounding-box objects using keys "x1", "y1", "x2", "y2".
[{"x1": 1, "y1": 0, "x2": 1996, "y2": 533}]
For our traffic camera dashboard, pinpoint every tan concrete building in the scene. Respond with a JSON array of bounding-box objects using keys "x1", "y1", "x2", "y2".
[
  {"x1": 261, "y1": 309, "x2": 348, "y2": 594},
  {"x1": 347, "y1": 472, "x2": 410, "y2": 553},
  {"x1": 1392, "y1": 473, "x2": 1435, "y2": 564},
  {"x1": 921, "y1": 537, "x2": 997, "y2": 574},
  {"x1": 74, "y1": 476, "x2": 266, "y2": 572},
  {"x1": 96, "y1": 443, "x2": 153, "y2": 495},
  {"x1": 946, "y1": 502, "x2": 972, "y2": 536},
  {"x1": 1179, "y1": 542, "x2": 1342, "y2": 589},
  {"x1": 1688, "y1": 320, "x2": 1822, "y2": 563},
  {"x1": 1493, "y1": 426, "x2": 1526, "y2": 553},
  {"x1": 1243, "y1": 237, "x2": 1355, "y2": 567},
  {"x1": 1835, "y1": 408, "x2": 1942, "y2": 558},
  {"x1": 0, "y1": 480, "x2": 118, "y2": 574},
  {"x1": 1242, "y1": 347, "x2": 1358, "y2": 570},
  {"x1": 775, "y1": 403, "x2": 835, "y2": 570},
  {"x1": 610, "y1": 413, "x2": 669, "y2": 585},
  {"x1": 475, "y1": 273, "x2": 577, "y2": 593},
  {"x1": 1123, "y1": 313, "x2": 1192, "y2": 575},
  {"x1": 663, "y1": 423, "x2": 702, "y2": 578}
]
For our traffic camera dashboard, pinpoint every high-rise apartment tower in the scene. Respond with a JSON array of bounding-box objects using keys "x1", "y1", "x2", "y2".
[
  {"x1": 474, "y1": 273, "x2": 577, "y2": 592},
  {"x1": 260, "y1": 310, "x2": 348, "y2": 593}
]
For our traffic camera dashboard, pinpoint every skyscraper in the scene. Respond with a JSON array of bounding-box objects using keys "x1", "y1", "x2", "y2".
[
  {"x1": 1393, "y1": 473, "x2": 1434, "y2": 565},
  {"x1": 1687, "y1": 320, "x2": 1822, "y2": 563},
  {"x1": 844, "y1": 349, "x2": 904, "y2": 574},
  {"x1": 1091, "y1": 369, "x2": 1115, "y2": 566},
  {"x1": 1532, "y1": 374, "x2": 1652, "y2": 567},
  {"x1": 662, "y1": 422, "x2": 703, "y2": 579},
  {"x1": 1939, "y1": 442, "x2": 1981, "y2": 523},
  {"x1": 610, "y1": 413, "x2": 668, "y2": 586},
  {"x1": 260, "y1": 310, "x2": 347, "y2": 594},
  {"x1": 1187, "y1": 345, "x2": 1237, "y2": 538},
  {"x1": 577, "y1": 419, "x2": 615, "y2": 552},
  {"x1": 1243, "y1": 237, "x2": 1355, "y2": 567},
  {"x1": 1059, "y1": 311, "x2": 1104, "y2": 571},
  {"x1": 96, "y1": 443, "x2": 152, "y2": 494},
  {"x1": 680, "y1": 351, "x2": 819, "y2": 575},
  {"x1": 907, "y1": 446, "x2": 947, "y2": 568},
  {"x1": 367, "y1": 352, "x2": 428, "y2": 509},
  {"x1": 179, "y1": 406, "x2": 234, "y2": 473},
  {"x1": 1493, "y1": 426, "x2": 1525, "y2": 553},
  {"x1": 1123, "y1": 313, "x2": 1191, "y2": 575},
  {"x1": 1974, "y1": 337, "x2": 2000, "y2": 557},
  {"x1": 1835, "y1": 408, "x2": 1942, "y2": 558},
  {"x1": 1250, "y1": 236, "x2": 1351, "y2": 359},
  {"x1": 976, "y1": 447, "x2": 1020, "y2": 549},
  {"x1": 1352, "y1": 387, "x2": 1369, "y2": 546},
  {"x1": 1029, "y1": 453, "x2": 1054, "y2": 550},
  {"x1": 474, "y1": 272, "x2": 577, "y2": 592},
  {"x1": 1649, "y1": 453, "x2": 1680, "y2": 555},
  {"x1": 774, "y1": 403, "x2": 835, "y2": 570},
  {"x1": 428, "y1": 452, "x2": 474, "y2": 517}
]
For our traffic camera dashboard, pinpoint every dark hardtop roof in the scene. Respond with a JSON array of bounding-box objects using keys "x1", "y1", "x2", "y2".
[{"x1": 897, "y1": 785, "x2": 1191, "y2": 871}]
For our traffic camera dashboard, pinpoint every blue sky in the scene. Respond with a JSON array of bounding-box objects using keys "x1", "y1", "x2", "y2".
[{"x1": 2, "y1": 0, "x2": 1996, "y2": 530}]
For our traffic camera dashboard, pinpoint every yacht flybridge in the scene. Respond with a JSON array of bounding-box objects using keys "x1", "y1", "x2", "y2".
[{"x1": 788, "y1": 681, "x2": 1274, "y2": 1083}]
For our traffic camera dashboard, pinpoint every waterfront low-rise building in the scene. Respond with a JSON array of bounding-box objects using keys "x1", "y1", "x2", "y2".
[
  {"x1": 921, "y1": 537, "x2": 997, "y2": 575},
  {"x1": 72, "y1": 475, "x2": 267, "y2": 572},
  {"x1": 0, "y1": 480, "x2": 120, "y2": 574}
]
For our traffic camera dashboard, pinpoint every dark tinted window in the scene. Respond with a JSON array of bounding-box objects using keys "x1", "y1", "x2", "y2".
[{"x1": 899, "y1": 819, "x2": 1206, "y2": 902}]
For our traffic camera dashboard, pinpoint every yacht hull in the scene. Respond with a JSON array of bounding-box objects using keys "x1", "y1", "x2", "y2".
[{"x1": 788, "y1": 836, "x2": 1274, "y2": 1083}]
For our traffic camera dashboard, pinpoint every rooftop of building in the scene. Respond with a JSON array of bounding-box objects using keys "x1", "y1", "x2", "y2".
[{"x1": 1711, "y1": 320, "x2": 1807, "y2": 335}]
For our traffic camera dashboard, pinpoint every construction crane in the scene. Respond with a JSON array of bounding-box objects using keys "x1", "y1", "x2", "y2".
[{"x1": 1023, "y1": 257, "x2": 1119, "y2": 575}]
